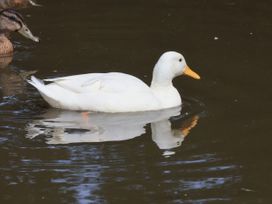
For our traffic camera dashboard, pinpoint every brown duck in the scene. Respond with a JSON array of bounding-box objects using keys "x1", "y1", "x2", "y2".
[
  {"x1": 0, "y1": 9, "x2": 39, "y2": 56},
  {"x1": 0, "y1": 0, "x2": 41, "y2": 9}
]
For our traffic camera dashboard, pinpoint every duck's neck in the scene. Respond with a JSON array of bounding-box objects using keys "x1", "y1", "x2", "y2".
[
  {"x1": 0, "y1": 33, "x2": 13, "y2": 55},
  {"x1": 150, "y1": 63, "x2": 181, "y2": 108},
  {"x1": 150, "y1": 63, "x2": 175, "y2": 88}
]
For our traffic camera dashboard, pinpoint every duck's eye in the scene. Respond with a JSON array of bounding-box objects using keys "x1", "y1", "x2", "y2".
[
  {"x1": 9, "y1": 16, "x2": 16, "y2": 21},
  {"x1": 179, "y1": 58, "x2": 182, "y2": 62}
]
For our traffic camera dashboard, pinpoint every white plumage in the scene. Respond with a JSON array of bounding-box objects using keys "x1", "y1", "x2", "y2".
[{"x1": 28, "y1": 51, "x2": 200, "y2": 112}]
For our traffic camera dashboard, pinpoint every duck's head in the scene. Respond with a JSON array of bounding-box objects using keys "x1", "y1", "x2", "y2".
[
  {"x1": 154, "y1": 51, "x2": 200, "y2": 80},
  {"x1": 0, "y1": 9, "x2": 39, "y2": 42}
]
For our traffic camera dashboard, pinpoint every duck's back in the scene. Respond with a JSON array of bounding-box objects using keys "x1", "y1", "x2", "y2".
[{"x1": 46, "y1": 72, "x2": 151, "y2": 94}]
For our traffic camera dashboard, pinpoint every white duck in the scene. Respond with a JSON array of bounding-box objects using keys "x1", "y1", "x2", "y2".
[{"x1": 28, "y1": 51, "x2": 200, "y2": 112}]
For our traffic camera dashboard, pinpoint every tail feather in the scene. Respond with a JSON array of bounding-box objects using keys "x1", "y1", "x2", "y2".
[
  {"x1": 27, "y1": 75, "x2": 44, "y2": 87},
  {"x1": 27, "y1": 75, "x2": 61, "y2": 108}
]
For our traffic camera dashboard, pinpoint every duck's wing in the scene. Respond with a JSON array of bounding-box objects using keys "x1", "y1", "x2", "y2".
[{"x1": 45, "y1": 72, "x2": 151, "y2": 94}]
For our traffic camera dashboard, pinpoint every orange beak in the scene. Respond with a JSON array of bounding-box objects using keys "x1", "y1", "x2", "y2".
[{"x1": 183, "y1": 65, "x2": 200, "y2": 80}]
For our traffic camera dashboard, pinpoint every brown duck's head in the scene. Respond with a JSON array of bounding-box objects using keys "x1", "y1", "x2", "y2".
[{"x1": 0, "y1": 9, "x2": 39, "y2": 42}]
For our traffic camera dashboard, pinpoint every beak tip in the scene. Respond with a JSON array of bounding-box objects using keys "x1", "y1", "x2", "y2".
[
  {"x1": 32, "y1": 37, "x2": 40, "y2": 42},
  {"x1": 184, "y1": 65, "x2": 201, "y2": 80}
]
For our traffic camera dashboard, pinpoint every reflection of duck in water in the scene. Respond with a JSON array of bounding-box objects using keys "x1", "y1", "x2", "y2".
[
  {"x1": 152, "y1": 115, "x2": 199, "y2": 150},
  {"x1": 0, "y1": 65, "x2": 36, "y2": 97},
  {"x1": 0, "y1": 53, "x2": 11, "y2": 67},
  {"x1": 0, "y1": 53, "x2": 36, "y2": 97},
  {"x1": 26, "y1": 107, "x2": 199, "y2": 153},
  {"x1": 0, "y1": 9, "x2": 39, "y2": 56},
  {"x1": 0, "y1": 0, "x2": 41, "y2": 9}
]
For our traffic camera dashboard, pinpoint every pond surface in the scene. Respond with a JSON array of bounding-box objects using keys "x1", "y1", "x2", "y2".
[{"x1": 0, "y1": 0, "x2": 272, "y2": 203}]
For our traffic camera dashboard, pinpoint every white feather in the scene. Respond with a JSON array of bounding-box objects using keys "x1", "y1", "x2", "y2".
[{"x1": 28, "y1": 51, "x2": 200, "y2": 112}]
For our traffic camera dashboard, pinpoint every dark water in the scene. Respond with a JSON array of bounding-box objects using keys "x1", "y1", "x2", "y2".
[{"x1": 0, "y1": 0, "x2": 272, "y2": 203}]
